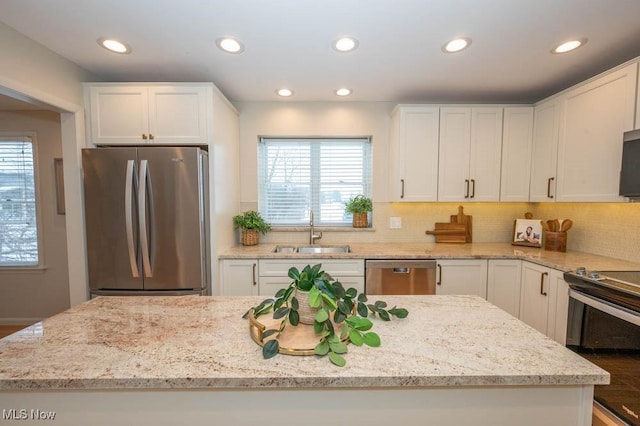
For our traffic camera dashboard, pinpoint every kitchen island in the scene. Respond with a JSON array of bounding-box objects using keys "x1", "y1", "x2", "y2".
[{"x1": 0, "y1": 295, "x2": 607, "y2": 426}]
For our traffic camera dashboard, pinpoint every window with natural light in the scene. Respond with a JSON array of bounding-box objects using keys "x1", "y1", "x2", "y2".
[
  {"x1": 0, "y1": 137, "x2": 39, "y2": 266},
  {"x1": 258, "y1": 137, "x2": 372, "y2": 226}
]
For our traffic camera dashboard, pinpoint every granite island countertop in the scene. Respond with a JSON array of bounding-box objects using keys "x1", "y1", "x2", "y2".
[
  {"x1": 220, "y1": 242, "x2": 640, "y2": 272},
  {"x1": 0, "y1": 295, "x2": 609, "y2": 391}
]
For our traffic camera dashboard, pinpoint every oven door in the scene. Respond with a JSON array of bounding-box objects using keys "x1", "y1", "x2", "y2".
[{"x1": 567, "y1": 289, "x2": 640, "y2": 426}]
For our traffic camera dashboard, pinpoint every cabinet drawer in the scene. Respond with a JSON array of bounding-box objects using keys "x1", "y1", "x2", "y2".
[{"x1": 258, "y1": 259, "x2": 364, "y2": 276}]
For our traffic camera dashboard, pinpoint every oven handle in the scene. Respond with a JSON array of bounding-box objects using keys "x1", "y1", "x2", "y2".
[{"x1": 569, "y1": 289, "x2": 640, "y2": 327}]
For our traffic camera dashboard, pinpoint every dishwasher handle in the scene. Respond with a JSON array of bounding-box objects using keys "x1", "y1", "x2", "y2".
[{"x1": 365, "y1": 260, "x2": 437, "y2": 270}]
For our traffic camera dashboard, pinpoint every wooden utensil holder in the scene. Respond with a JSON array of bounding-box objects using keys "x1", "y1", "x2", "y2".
[{"x1": 544, "y1": 231, "x2": 567, "y2": 252}]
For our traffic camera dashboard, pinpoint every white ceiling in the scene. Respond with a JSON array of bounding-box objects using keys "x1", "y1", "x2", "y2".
[{"x1": 1, "y1": 0, "x2": 640, "y2": 103}]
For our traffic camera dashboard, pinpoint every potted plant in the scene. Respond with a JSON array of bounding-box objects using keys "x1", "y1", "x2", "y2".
[
  {"x1": 244, "y1": 264, "x2": 408, "y2": 367},
  {"x1": 232, "y1": 210, "x2": 271, "y2": 246},
  {"x1": 345, "y1": 194, "x2": 373, "y2": 228}
]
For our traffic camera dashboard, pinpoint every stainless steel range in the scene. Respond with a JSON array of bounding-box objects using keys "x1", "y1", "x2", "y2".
[{"x1": 564, "y1": 269, "x2": 640, "y2": 426}]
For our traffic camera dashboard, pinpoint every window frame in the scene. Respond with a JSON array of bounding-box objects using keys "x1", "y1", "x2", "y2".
[
  {"x1": 257, "y1": 136, "x2": 373, "y2": 227},
  {"x1": 0, "y1": 132, "x2": 43, "y2": 269}
]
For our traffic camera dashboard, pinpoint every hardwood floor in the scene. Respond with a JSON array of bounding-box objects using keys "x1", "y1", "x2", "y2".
[{"x1": 0, "y1": 325, "x2": 28, "y2": 339}]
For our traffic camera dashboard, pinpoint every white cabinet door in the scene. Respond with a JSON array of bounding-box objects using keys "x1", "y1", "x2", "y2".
[
  {"x1": 529, "y1": 98, "x2": 561, "y2": 201},
  {"x1": 438, "y1": 108, "x2": 472, "y2": 201},
  {"x1": 548, "y1": 270, "x2": 569, "y2": 345},
  {"x1": 89, "y1": 86, "x2": 149, "y2": 145},
  {"x1": 469, "y1": 107, "x2": 503, "y2": 201},
  {"x1": 519, "y1": 262, "x2": 569, "y2": 344},
  {"x1": 87, "y1": 84, "x2": 210, "y2": 145},
  {"x1": 556, "y1": 63, "x2": 638, "y2": 202},
  {"x1": 519, "y1": 262, "x2": 552, "y2": 335},
  {"x1": 435, "y1": 259, "x2": 487, "y2": 298},
  {"x1": 389, "y1": 106, "x2": 440, "y2": 201},
  {"x1": 221, "y1": 259, "x2": 258, "y2": 296},
  {"x1": 487, "y1": 259, "x2": 522, "y2": 317},
  {"x1": 148, "y1": 86, "x2": 208, "y2": 144},
  {"x1": 438, "y1": 107, "x2": 502, "y2": 202},
  {"x1": 500, "y1": 107, "x2": 533, "y2": 201}
]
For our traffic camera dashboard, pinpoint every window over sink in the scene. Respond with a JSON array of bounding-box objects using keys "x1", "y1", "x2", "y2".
[{"x1": 258, "y1": 137, "x2": 372, "y2": 226}]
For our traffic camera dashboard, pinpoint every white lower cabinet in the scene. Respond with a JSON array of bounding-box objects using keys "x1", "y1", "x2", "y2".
[
  {"x1": 220, "y1": 259, "x2": 258, "y2": 296},
  {"x1": 258, "y1": 259, "x2": 365, "y2": 296},
  {"x1": 519, "y1": 261, "x2": 569, "y2": 344},
  {"x1": 487, "y1": 259, "x2": 522, "y2": 317},
  {"x1": 435, "y1": 259, "x2": 487, "y2": 297}
]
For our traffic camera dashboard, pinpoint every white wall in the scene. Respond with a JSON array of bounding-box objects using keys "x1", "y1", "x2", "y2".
[
  {"x1": 0, "y1": 111, "x2": 70, "y2": 323},
  {"x1": 235, "y1": 101, "x2": 395, "y2": 204},
  {"x1": 0, "y1": 21, "x2": 99, "y2": 312}
]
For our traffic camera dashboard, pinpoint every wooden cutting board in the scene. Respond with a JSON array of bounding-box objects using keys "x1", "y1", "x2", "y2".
[
  {"x1": 450, "y1": 206, "x2": 472, "y2": 243},
  {"x1": 425, "y1": 206, "x2": 473, "y2": 243}
]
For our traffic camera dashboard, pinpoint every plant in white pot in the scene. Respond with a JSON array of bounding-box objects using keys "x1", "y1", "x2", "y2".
[
  {"x1": 232, "y1": 210, "x2": 271, "y2": 246},
  {"x1": 344, "y1": 195, "x2": 372, "y2": 228},
  {"x1": 244, "y1": 264, "x2": 408, "y2": 366}
]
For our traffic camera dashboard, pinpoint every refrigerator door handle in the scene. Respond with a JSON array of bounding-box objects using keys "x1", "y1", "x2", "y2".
[
  {"x1": 124, "y1": 160, "x2": 140, "y2": 278},
  {"x1": 138, "y1": 159, "x2": 153, "y2": 278}
]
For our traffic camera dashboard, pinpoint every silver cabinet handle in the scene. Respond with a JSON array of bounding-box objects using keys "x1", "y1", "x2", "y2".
[
  {"x1": 124, "y1": 160, "x2": 140, "y2": 278},
  {"x1": 540, "y1": 272, "x2": 548, "y2": 296},
  {"x1": 464, "y1": 179, "x2": 470, "y2": 198},
  {"x1": 437, "y1": 264, "x2": 442, "y2": 285},
  {"x1": 470, "y1": 179, "x2": 476, "y2": 198},
  {"x1": 547, "y1": 177, "x2": 555, "y2": 199},
  {"x1": 400, "y1": 179, "x2": 405, "y2": 199},
  {"x1": 138, "y1": 160, "x2": 153, "y2": 278}
]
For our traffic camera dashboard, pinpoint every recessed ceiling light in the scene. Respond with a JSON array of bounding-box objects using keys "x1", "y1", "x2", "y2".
[
  {"x1": 97, "y1": 37, "x2": 131, "y2": 54},
  {"x1": 335, "y1": 88, "x2": 352, "y2": 96},
  {"x1": 276, "y1": 88, "x2": 294, "y2": 97},
  {"x1": 552, "y1": 38, "x2": 587, "y2": 54},
  {"x1": 333, "y1": 37, "x2": 359, "y2": 52},
  {"x1": 216, "y1": 37, "x2": 245, "y2": 54},
  {"x1": 442, "y1": 37, "x2": 471, "y2": 53}
]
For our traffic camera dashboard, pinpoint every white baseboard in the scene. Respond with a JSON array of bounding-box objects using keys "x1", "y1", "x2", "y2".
[{"x1": 0, "y1": 317, "x2": 42, "y2": 326}]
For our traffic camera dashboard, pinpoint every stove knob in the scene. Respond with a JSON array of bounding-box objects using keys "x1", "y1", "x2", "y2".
[
  {"x1": 575, "y1": 267, "x2": 586, "y2": 276},
  {"x1": 588, "y1": 271, "x2": 600, "y2": 279}
]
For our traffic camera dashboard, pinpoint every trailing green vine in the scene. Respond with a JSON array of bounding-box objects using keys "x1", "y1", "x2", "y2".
[{"x1": 244, "y1": 264, "x2": 408, "y2": 367}]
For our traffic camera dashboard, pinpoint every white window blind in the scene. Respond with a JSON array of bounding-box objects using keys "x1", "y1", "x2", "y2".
[
  {"x1": 0, "y1": 137, "x2": 39, "y2": 266},
  {"x1": 258, "y1": 137, "x2": 372, "y2": 226}
]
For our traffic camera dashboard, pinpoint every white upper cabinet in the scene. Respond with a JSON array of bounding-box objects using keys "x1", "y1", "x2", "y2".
[
  {"x1": 500, "y1": 107, "x2": 533, "y2": 201},
  {"x1": 529, "y1": 98, "x2": 561, "y2": 201},
  {"x1": 389, "y1": 106, "x2": 440, "y2": 201},
  {"x1": 556, "y1": 63, "x2": 638, "y2": 201},
  {"x1": 86, "y1": 84, "x2": 209, "y2": 145},
  {"x1": 438, "y1": 107, "x2": 503, "y2": 202}
]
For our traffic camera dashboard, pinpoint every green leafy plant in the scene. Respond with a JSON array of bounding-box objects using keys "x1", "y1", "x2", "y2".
[
  {"x1": 243, "y1": 264, "x2": 408, "y2": 367},
  {"x1": 344, "y1": 195, "x2": 373, "y2": 214},
  {"x1": 232, "y1": 210, "x2": 271, "y2": 234}
]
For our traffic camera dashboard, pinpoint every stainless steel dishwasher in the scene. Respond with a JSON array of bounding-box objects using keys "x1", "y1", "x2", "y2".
[{"x1": 365, "y1": 260, "x2": 437, "y2": 295}]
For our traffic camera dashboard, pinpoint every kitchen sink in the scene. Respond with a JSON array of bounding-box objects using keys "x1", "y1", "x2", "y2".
[{"x1": 273, "y1": 245, "x2": 351, "y2": 254}]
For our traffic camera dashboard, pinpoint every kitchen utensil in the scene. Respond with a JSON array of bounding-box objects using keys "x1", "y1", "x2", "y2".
[
  {"x1": 546, "y1": 219, "x2": 558, "y2": 232},
  {"x1": 560, "y1": 219, "x2": 573, "y2": 231},
  {"x1": 541, "y1": 220, "x2": 550, "y2": 231}
]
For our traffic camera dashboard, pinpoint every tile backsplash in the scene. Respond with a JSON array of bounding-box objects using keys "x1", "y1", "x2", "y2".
[{"x1": 238, "y1": 201, "x2": 640, "y2": 264}]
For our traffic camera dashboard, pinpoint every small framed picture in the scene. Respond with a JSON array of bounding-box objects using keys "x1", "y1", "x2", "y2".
[{"x1": 512, "y1": 219, "x2": 542, "y2": 247}]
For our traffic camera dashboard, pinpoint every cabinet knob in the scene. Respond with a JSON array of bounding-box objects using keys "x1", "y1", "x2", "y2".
[
  {"x1": 142, "y1": 134, "x2": 148, "y2": 140},
  {"x1": 400, "y1": 179, "x2": 405, "y2": 199},
  {"x1": 464, "y1": 179, "x2": 470, "y2": 198},
  {"x1": 547, "y1": 177, "x2": 555, "y2": 199},
  {"x1": 149, "y1": 134, "x2": 154, "y2": 140}
]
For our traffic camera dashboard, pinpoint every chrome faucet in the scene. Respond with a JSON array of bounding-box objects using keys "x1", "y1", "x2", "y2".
[{"x1": 309, "y1": 211, "x2": 323, "y2": 245}]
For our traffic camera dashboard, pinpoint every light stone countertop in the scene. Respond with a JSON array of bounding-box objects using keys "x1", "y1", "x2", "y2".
[
  {"x1": 0, "y1": 295, "x2": 608, "y2": 391},
  {"x1": 219, "y1": 242, "x2": 640, "y2": 272}
]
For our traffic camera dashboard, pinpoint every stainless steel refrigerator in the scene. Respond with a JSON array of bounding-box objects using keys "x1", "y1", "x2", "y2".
[{"x1": 82, "y1": 146, "x2": 210, "y2": 296}]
